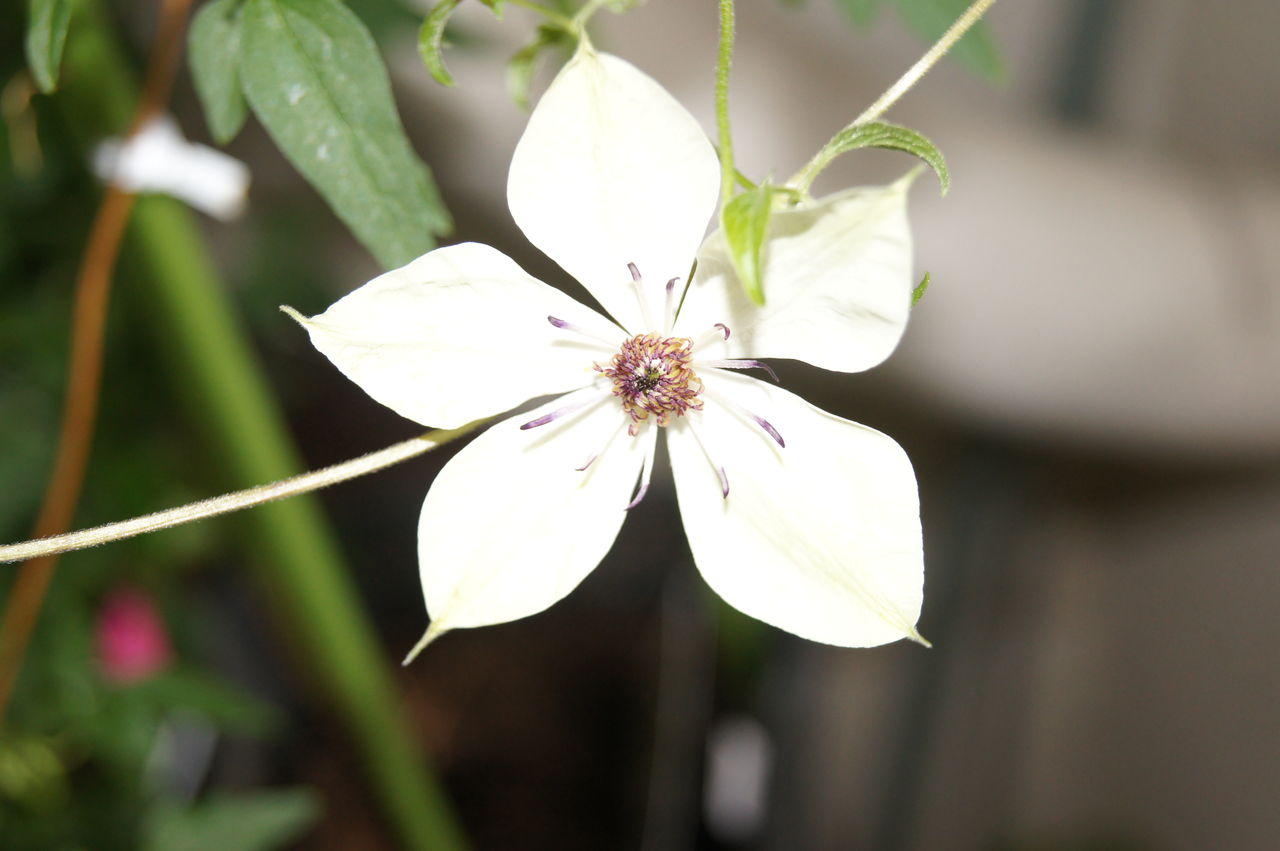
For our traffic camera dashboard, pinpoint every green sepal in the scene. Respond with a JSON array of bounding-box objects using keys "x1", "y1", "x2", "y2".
[
  {"x1": 189, "y1": 0, "x2": 250, "y2": 144},
  {"x1": 819, "y1": 120, "x2": 949, "y2": 195},
  {"x1": 418, "y1": 0, "x2": 464, "y2": 87},
  {"x1": 25, "y1": 0, "x2": 72, "y2": 93},
  {"x1": 911, "y1": 271, "x2": 929, "y2": 306},
  {"x1": 722, "y1": 181, "x2": 775, "y2": 306},
  {"x1": 506, "y1": 24, "x2": 571, "y2": 111}
]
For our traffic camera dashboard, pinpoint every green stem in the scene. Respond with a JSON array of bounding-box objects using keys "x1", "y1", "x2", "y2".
[
  {"x1": 58, "y1": 4, "x2": 469, "y2": 849},
  {"x1": 0, "y1": 424, "x2": 488, "y2": 565},
  {"x1": 570, "y1": 0, "x2": 610, "y2": 30},
  {"x1": 505, "y1": 0, "x2": 575, "y2": 30},
  {"x1": 790, "y1": 0, "x2": 997, "y2": 191},
  {"x1": 715, "y1": 0, "x2": 736, "y2": 211}
]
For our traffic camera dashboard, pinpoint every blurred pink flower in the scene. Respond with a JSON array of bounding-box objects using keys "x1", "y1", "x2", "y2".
[{"x1": 95, "y1": 588, "x2": 172, "y2": 685}]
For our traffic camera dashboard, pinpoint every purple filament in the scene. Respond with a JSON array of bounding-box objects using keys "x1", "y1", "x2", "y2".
[{"x1": 753, "y1": 416, "x2": 786, "y2": 448}]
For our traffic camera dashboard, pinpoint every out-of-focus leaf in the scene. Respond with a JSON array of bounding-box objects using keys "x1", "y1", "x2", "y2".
[
  {"x1": 418, "y1": 0, "x2": 463, "y2": 87},
  {"x1": 477, "y1": 0, "x2": 505, "y2": 17},
  {"x1": 506, "y1": 24, "x2": 571, "y2": 111},
  {"x1": 816, "y1": 121, "x2": 948, "y2": 194},
  {"x1": 831, "y1": 0, "x2": 1003, "y2": 81},
  {"x1": 722, "y1": 182, "x2": 774, "y2": 306},
  {"x1": 142, "y1": 788, "x2": 321, "y2": 851},
  {"x1": 188, "y1": 0, "x2": 249, "y2": 144},
  {"x1": 912, "y1": 271, "x2": 929, "y2": 305},
  {"x1": 834, "y1": 0, "x2": 883, "y2": 26},
  {"x1": 132, "y1": 667, "x2": 279, "y2": 735},
  {"x1": 239, "y1": 0, "x2": 451, "y2": 269},
  {"x1": 893, "y1": 0, "x2": 1004, "y2": 81},
  {"x1": 25, "y1": 0, "x2": 72, "y2": 93}
]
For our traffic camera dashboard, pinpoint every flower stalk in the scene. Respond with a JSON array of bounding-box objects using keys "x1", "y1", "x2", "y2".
[
  {"x1": 790, "y1": 0, "x2": 998, "y2": 191},
  {"x1": 715, "y1": 0, "x2": 737, "y2": 210},
  {"x1": 0, "y1": 423, "x2": 488, "y2": 565}
]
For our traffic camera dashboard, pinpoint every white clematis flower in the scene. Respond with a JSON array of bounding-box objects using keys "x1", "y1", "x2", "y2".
[{"x1": 286, "y1": 43, "x2": 926, "y2": 660}]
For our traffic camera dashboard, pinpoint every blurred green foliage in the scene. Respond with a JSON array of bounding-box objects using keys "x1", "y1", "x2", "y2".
[{"x1": 833, "y1": 0, "x2": 1005, "y2": 80}]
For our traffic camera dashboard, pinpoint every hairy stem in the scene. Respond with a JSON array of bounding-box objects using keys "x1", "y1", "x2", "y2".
[
  {"x1": 0, "y1": 423, "x2": 487, "y2": 565},
  {"x1": 715, "y1": 0, "x2": 736, "y2": 211},
  {"x1": 791, "y1": 0, "x2": 998, "y2": 191}
]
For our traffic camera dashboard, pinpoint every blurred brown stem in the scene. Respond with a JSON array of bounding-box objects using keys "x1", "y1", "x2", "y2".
[{"x1": 0, "y1": 0, "x2": 192, "y2": 722}]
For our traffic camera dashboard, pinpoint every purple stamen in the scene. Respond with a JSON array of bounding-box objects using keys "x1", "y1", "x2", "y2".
[
  {"x1": 520, "y1": 403, "x2": 580, "y2": 430},
  {"x1": 628, "y1": 262, "x2": 642, "y2": 282},
  {"x1": 718, "y1": 467, "x2": 729, "y2": 499},
  {"x1": 753, "y1": 415, "x2": 786, "y2": 448},
  {"x1": 547, "y1": 314, "x2": 624, "y2": 348},
  {"x1": 715, "y1": 323, "x2": 730, "y2": 340},
  {"x1": 703, "y1": 359, "x2": 780, "y2": 383},
  {"x1": 625, "y1": 481, "x2": 650, "y2": 511},
  {"x1": 624, "y1": 423, "x2": 658, "y2": 510},
  {"x1": 576, "y1": 455, "x2": 597, "y2": 472}
]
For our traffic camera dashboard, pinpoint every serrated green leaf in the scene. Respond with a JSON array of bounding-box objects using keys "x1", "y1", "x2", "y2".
[
  {"x1": 722, "y1": 183, "x2": 774, "y2": 306},
  {"x1": 25, "y1": 0, "x2": 72, "y2": 94},
  {"x1": 143, "y1": 789, "x2": 320, "y2": 851},
  {"x1": 418, "y1": 0, "x2": 463, "y2": 87},
  {"x1": 912, "y1": 271, "x2": 929, "y2": 305},
  {"x1": 239, "y1": 0, "x2": 451, "y2": 269},
  {"x1": 894, "y1": 0, "x2": 1004, "y2": 82},
  {"x1": 189, "y1": 0, "x2": 250, "y2": 144},
  {"x1": 834, "y1": 0, "x2": 884, "y2": 26},
  {"x1": 506, "y1": 24, "x2": 570, "y2": 111},
  {"x1": 821, "y1": 121, "x2": 949, "y2": 194}
]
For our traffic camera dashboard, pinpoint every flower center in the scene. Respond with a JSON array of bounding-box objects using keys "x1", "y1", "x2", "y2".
[{"x1": 595, "y1": 333, "x2": 704, "y2": 434}]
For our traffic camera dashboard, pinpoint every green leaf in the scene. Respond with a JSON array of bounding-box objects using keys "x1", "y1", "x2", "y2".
[
  {"x1": 722, "y1": 182, "x2": 775, "y2": 306},
  {"x1": 820, "y1": 121, "x2": 948, "y2": 194},
  {"x1": 189, "y1": 0, "x2": 250, "y2": 144},
  {"x1": 834, "y1": 0, "x2": 884, "y2": 26},
  {"x1": 506, "y1": 24, "x2": 570, "y2": 111},
  {"x1": 418, "y1": 0, "x2": 463, "y2": 87},
  {"x1": 894, "y1": 0, "x2": 1004, "y2": 81},
  {"x1": 143, "y1": 789, "x2": 320, "y2": 851},
  {"x1": 477, "y1": 0, "x2": 505, "y2": 16},
  {"x1": 131, "y1": 667, "x2": 279, "y2": 735},
  {"x1": 25, "y1": 0, "x2": 72, "y2": 93},
  {"x1": 239, "y1": 0, "x2": 452, "y2": 269},
  {"x1": 911, "y1": 271, "x2": 929, "y2": 305}
]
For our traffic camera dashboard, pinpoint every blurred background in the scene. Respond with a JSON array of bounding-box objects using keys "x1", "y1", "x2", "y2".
[{"x1": 1, "y1": 0, "x2": 1277, "y2": 849}]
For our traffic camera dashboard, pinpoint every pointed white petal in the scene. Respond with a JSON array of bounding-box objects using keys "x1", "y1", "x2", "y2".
[
  {"x1": 677, "y1": 177, "x2": 914, "y2": 373},
  {"x1": 508, "y1": 48, "x2": 720, "y2": 333},
  {"x1": 287, "y1": 242, "x2": 623, "y2": 428},
  {"x1": 668, "y1": 372, "x2": 924, "y2": 647},
  {"x1": 417, "y1": 391, "x2": 644, "y2": 635}
]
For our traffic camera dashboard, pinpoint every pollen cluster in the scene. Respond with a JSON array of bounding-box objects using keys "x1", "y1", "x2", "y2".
[{"x1": 596, "y1": 333, "x2": 704, "y2": 434}]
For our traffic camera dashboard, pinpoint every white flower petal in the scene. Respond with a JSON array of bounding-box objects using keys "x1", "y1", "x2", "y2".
[
  {"x1": 287, "y1": 242, "x2": 623, "y2": 428},
  {"x1": 677, "y1": 177, "x2": 915, "y2": 373},
  {"x1": 508, "y1": 47, "x2": 721, "y2": 333},
  {"x1": 416, "y1": 391, "x2": 645, "y2": 636},
  {"x1": 668, "y1": 372, "x2": 924, "y2": 647}
]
